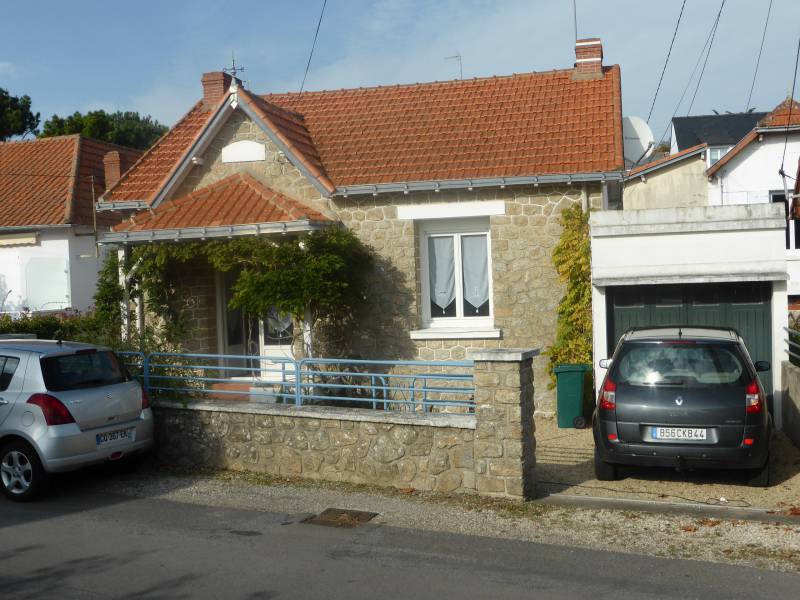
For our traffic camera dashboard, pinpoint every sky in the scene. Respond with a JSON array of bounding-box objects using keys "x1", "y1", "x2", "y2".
[{"x1": 2, "y1": 0, "x2": 799, "y2": 148}]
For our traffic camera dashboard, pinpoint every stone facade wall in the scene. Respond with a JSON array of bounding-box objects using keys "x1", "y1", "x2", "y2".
[
  {"x1": 152, "y1": 349, "x2": 536, "y2": 499},
  {"x1": 167, "y1": 109, "x2": 603, "y2": 411},
  {"x1": 782, "y1": 361, "x2": 800, "y2": 449},
  {"x1": 168, "y1": 257, "x2": 219, "y2": 353}
]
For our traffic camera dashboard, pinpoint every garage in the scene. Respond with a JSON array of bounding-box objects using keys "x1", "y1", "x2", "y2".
[{"x1": 606, "y1": 282, "x2": 773, "y2": 394}]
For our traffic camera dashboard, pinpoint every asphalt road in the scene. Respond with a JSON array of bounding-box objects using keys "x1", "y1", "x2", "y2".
[{"x1": 1, "y1": 483, "x2": 798, "y2": 599}]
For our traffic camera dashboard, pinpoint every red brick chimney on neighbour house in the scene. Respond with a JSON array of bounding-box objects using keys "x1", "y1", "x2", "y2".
[
  {"x1": 201, "y1": 71, "x2": 242, "y2": 110},
  {"x1": 103, "y1": 150, "x2": 138, "y2": 190},
  {"x1": 573, "y1": 38, "x2": 603, "y2": 80}
]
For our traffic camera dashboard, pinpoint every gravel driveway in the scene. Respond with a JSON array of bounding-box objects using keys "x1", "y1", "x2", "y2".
[{"x1": 535, "y1": 416, "x2": 800, "y2": 511}]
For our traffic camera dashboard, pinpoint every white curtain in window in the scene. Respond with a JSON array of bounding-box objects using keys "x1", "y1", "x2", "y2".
[
  {"x1": 428, "y1": 236, "x2": 455, "y2": 311},
  {"x1": 461, "y1": 234, "x2": 489, "y2": 312}
]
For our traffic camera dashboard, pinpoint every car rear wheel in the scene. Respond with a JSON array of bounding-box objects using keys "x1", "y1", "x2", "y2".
[
  {"x1": 746, "y1": 454, "x2": 770, "y2": 487},
  {"x1": 594, "y1": 449, "x2": 619, "y2": 481},
  {"x1": 0, "y1": 441, "x2": 47, "y2": 502}
]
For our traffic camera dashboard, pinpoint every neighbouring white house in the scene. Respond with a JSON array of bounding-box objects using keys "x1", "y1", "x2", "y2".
[
  {"x1": 0, "y1": 135, "x2": 141, "y2": 315},
  {"x1": 592, "y1": 98, "x2": 800, "y2": 427}
]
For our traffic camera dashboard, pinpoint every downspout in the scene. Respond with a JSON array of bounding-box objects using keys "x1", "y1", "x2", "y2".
[
  {"x1": 118, "y1": 247, "x2": 145, "y2": 340},
  {"x1": 580, "y1": 184, "x2": 589, "y2": 212}
]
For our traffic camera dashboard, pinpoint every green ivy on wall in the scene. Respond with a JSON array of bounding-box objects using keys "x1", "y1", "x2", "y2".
[{"x1": 545, "y1": 204, "x2": 593, "y2": 387}]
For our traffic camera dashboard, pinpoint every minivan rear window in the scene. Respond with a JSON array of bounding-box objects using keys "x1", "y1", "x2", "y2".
[
  {"x1": 41, "y1": 351, "x2": 131, "y2": 391},
  {"x1": 612, "y1": 342, "x2": 747, "y2": 387}
]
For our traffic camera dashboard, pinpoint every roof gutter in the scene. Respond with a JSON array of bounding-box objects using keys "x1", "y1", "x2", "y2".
[
  {"x1": 334, "y1": 172, "x2": 623, "y2": 197},
  {"x1": 99, "y1": 219, "x2": 330, "y2": 245},
  {"x1": 755, "y1": 125, "x2": 800, "y2": 134},
  {"x1": 0, "y1": 224, "x2": 73, "y2": 233}
]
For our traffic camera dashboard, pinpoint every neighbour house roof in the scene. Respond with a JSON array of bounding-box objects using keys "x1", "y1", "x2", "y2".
[
  {"x1": 100, "y1": 65, "x2": 624, "y2": 205},
  {"x1": 707, "y1": 98, "x2": 800, "y2": 178},
  {"x1": 626, "y1": 143, "x2": 706, "y2": 179},
  {"x1": 111, "y1": 172, "x2": 330, "y2": 237},
  {"x1": 671, "y1": 112, "x2": 767, "y2": 151},
  {"x1": 0, "y1": 134, "x2": 141, "y2": 228}
]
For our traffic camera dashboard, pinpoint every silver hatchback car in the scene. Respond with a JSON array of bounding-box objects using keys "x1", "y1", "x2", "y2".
[{"x1": 0, "y1": 340, "x2": 154, "y2": 501}]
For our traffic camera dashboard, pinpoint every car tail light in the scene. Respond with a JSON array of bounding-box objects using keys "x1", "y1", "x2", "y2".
[
  {"x1": 743, "y1": 438, "x2": 754, "y2": 446},
  {"x1": 599, "y1": 378, "x2": 616, "y2": 411},
  {"x1": 141, "y1": 388, "x2": 151, "y2": 410},
  {"x1": 745, "y1": 380, "x2": 763, "y2": 414},
  {"x1": 27, "y1": 393, "x2": 75, "y2": 426}
]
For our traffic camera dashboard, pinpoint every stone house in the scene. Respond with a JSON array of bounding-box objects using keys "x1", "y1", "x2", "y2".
[
  {"x1": 98, "y1": 38, "x2": 624, "y2": 412},
  {"x1": 0, "y1": 135, "x2": 140, "y2": 315}
]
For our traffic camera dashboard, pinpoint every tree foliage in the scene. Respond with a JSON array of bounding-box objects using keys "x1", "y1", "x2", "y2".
[
  {"x1": 0, "y1": 88, "x2": 40, "y2": 140},
  {"x1": 545, "y1": 204, "x2": 593, "y2": 386},
  {"x1": 129, "y1": 228, "x2": 373, "y2": 355},
  {"x1": 41, "y1": 110, "x2": 167, "y2": 150}
]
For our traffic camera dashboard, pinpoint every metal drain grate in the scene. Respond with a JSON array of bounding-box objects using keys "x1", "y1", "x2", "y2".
[{"x1": 304, "y1": 508, "x2": 378, "y2": 528}]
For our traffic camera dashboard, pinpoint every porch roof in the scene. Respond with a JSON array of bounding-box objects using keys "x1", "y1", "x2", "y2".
[{"x1": 101, "y1": 172, "x2": 331, "y2": 243}]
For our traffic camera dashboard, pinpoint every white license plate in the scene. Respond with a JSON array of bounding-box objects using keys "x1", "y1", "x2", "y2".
[
  {"x1": 96, "y1": 428, "x2": 135, "y2": 446},
  {"x1": 652, "y1": 427, "x2": 706, "y2": 440}
]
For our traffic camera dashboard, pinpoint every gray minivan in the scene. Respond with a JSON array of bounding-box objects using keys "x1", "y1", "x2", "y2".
[{"x1": 593, "y1": 327, "x2": 772, "y2": 486}]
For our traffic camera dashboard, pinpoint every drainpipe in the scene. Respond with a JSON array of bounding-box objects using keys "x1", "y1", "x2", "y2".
[
  {"x1": 581, "y1": 184, "x2": 589, "y2": 212},
  {"x1": 118, "y1": 247, "x2": 145, "y2": 340},
  {"x1": 302, "y1": 307, "x2": 314, "y2": 358}
]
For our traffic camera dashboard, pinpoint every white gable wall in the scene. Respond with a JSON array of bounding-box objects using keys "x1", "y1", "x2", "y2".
[{"x1": 708, "y1": 132, "x2": 800, "y2": 205}]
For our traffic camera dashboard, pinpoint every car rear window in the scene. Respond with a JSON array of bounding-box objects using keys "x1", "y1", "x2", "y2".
[
  {"x1": 612, "y1": 341, "x2": 748, "y2": 387},
  {"x1": 40, "y1": 350, "x2": 131, "y2": 391}
]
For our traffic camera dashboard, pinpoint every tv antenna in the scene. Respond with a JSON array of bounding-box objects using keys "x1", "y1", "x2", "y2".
[
  {"x1": 445, "y1": 53, "x2": 463, "y2": 80},
  {"x1": 223, "y1": 52, "x2": 245, "y2": 79}
]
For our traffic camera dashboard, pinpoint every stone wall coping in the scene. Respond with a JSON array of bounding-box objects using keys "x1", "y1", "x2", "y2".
[
  {"x1": 468, "y1": 348, "x2": 540, "y2": 362},
  {"x1": 154, "y1": 399, "x2": 476, "y2": 429}
]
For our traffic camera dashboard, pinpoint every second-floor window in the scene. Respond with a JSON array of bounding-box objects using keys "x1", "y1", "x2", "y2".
[{"x1": 708, "y1": 146, "x2": 732, "y2": 166}]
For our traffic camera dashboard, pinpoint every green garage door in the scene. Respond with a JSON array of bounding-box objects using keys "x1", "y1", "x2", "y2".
[{"x1": 607, "y1": 283, "x2": 772, "y2": 394}]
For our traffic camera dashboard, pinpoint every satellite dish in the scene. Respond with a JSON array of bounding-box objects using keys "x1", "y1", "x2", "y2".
[{"x1": 622, "y1": 116, "x2": 655, "y2": 167}]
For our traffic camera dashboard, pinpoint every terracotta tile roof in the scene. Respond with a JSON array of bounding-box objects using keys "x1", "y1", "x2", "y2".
[
  {"x1": 708, "y1": 98, "x2": 800, "y2": 177},
  {"x1": 105, "y1": 66, "x2": 623, "y2": 203},
  {"x1": 627, "y1": 143, "x2": 706, "y2": 177},
  {"x1": 239, "y1": 89, "x2": 334, "y2": 193},
  {"x1": 0, "y1": 135, "x2": 141, "y2": 228},
  {"x1": 101, "y1": 101, "x2": 213, "y2": 202},
  {"x1": 113, "y1": 172, "x2": 330, "y2": 232},
  {"x1": 265, "y1": 67, "x2": 624, "y2": 186},
  {"x1": 757, "y1": 98, "x2": 800, "y2": 127}
]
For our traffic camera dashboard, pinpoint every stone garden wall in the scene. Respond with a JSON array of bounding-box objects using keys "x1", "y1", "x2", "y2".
[{"x1": 153, "y1": 349, "x2": 538, "y2": 500}]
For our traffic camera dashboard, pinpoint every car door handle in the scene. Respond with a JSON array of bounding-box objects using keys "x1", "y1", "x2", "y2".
[{"x1": 0, "y1": 398, "x2": 7, "y2": 405}]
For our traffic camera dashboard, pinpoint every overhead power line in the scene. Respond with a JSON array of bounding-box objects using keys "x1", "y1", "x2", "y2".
[
  {"x1": 746, "y1": 0, "x2": 773, "y2": 111},
  {"x1": 647, "y1": 0, "x2": 686, "y2": 124},
  {"x1": 299, "y1": 0, "x2": 328, "y2": 93},
  {"x1": 687, "y1": 0, "x2": 726, "y2": 115},
  {"x1": 655, "y1": 7, "x2": 723, "y2": 147},
  {"x1": 780, "y1": 36, "x2": 800, "y2": 175}
]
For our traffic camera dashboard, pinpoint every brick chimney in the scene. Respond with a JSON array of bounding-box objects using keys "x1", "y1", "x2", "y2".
[
  {"x1": 573, "y1": 38, "x2": 603, "y2": 80},
  {"x1": 201, "y1": 71, "x2": 243, "y2": 110},
  {"x1": 103, "y1": 151, "x2": 122, "y2": 189}
]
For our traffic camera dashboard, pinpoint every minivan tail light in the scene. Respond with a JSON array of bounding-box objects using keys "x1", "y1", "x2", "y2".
[
  {"x1": 141, "y1": 388, "x2": 151, "y2": 410},
  {"x1": 27, "y1": 393, "x2": 75, "y2": 426},
  {"x1": 745, "y1": 380, "x2": 763, "y2": 414},
  {"x1": 599, "y1": 378, "x2": 616, "y2": 411}
]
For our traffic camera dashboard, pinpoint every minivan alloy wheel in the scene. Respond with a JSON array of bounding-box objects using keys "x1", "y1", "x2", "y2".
[{"x1": 1, "y1": 450, "x2": 33, "y2": 494}]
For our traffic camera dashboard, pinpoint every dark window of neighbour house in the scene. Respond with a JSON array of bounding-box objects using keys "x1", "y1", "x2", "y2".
[{"x1": 0, "y1": 357, "x2": 20, "y2": 391}]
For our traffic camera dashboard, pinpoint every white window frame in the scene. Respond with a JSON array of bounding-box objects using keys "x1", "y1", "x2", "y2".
[
  {"x1": 418, "y1": 218, "x2": 495, "y2": 333},
  {"x1": 708, "y1": 145, "x2": 732, "y2": 166}
]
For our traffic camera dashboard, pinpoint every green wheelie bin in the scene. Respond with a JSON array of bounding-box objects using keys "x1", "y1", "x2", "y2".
[{"x1": 553, "y1": 364, "x2": 592, "y2": 429}]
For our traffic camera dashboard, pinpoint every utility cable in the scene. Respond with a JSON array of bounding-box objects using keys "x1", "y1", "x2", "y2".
[
  {"x1": 780, "y1": 36, "x2": 800, "y2": 175},
  {"x1": 745, "y1": 0, "x2": 773, "y2": 111},
  {"x1": 299, "y1": 0, "x2": 328, "y2": 93},
  {"x1": 647, "y1": 0, "x2": 686, "y2": 124},
  {"x1": 687, "y1": 0, "x2": 726, "y2": 115},
  {"x1": 655, "y1": 3, "x2": 724, "y2": 147}
]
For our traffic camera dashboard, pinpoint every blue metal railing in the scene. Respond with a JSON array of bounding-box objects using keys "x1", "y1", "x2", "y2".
[
  {"x1": 116, "y1": 351, "x2": 475, "y2": 412},
  {"x1": 785, "y1": 327, "x2": 800, "y2": 366}
]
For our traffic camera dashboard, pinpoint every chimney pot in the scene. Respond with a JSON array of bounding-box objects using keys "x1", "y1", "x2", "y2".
[
  {"x1": 201, "y1": 71, "x2": 242, "y2": 110},
  {"x1": 573, "y1": 38, "x2": 603, "y2": 80},
  {"x1": 103, "y1": 151, "x2": 122, "y2": 190}
]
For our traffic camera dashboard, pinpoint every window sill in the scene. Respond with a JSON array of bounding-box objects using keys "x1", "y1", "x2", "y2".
[{"x1": 409, "y1": 327, "x2": 502, "y2": 340}]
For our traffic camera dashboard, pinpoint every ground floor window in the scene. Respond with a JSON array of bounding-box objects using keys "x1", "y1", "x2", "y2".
[{"x1": 420, "y1": 218, "x2": 493, "y2": 329}]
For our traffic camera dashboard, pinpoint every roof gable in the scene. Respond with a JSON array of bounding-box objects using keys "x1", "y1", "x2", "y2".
[
  {"x1": 626, "y1": 143, "x2": 706, "y2": 179},
  {"x1": 671, "y1": 113, "x2": 766, "y2": 150}
]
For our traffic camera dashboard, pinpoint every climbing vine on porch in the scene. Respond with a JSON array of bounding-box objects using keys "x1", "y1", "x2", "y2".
[
  {"x1": 128, "y1": 227, "x2": 373, "y2": 355},
  {"x1": 545, "y1": 204, "x2": 593, "y2": 386}
]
